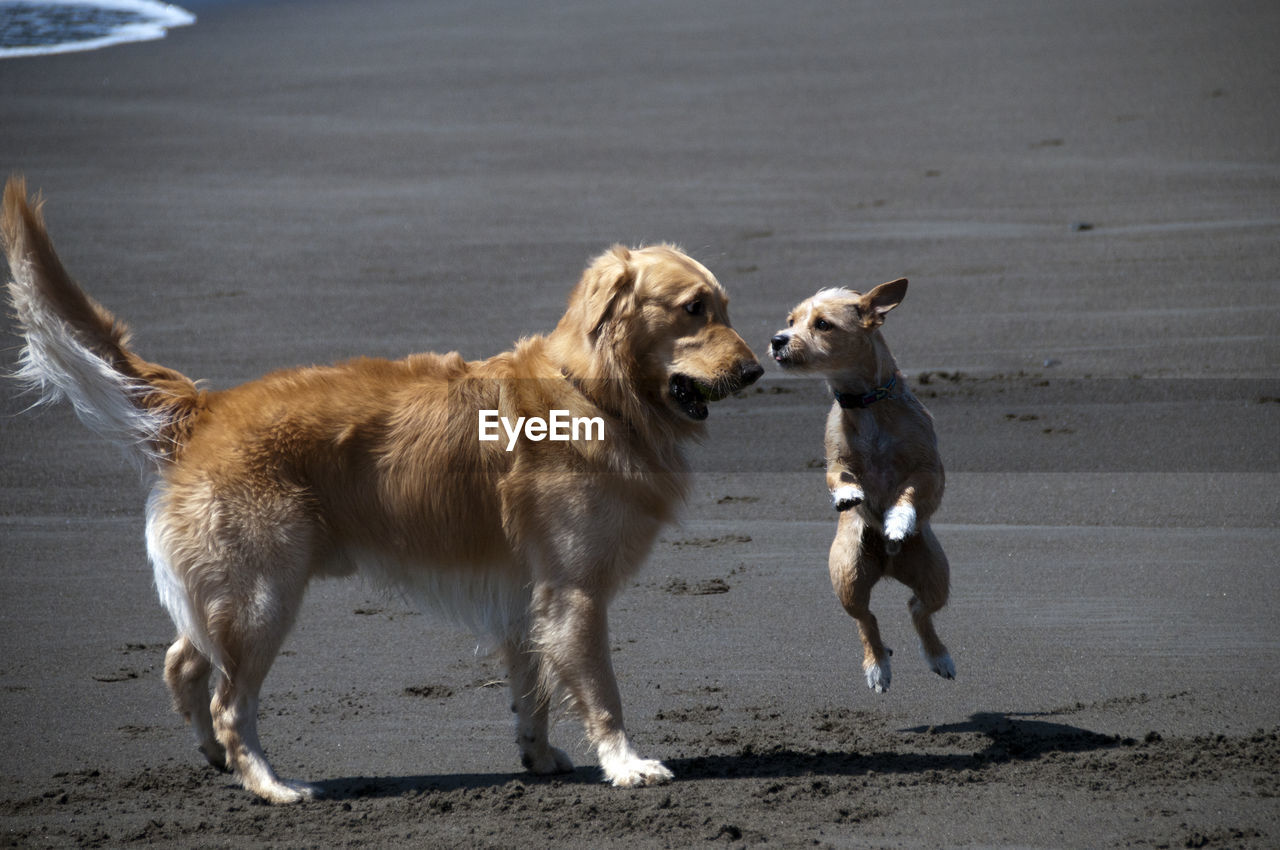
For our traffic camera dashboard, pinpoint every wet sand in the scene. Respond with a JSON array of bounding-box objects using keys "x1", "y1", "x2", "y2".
[{"x1": 2, "y1": 0, "x2": 1278, "y2": 846}]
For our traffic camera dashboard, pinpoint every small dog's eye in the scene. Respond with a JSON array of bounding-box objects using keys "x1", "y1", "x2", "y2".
[
  {"x1": 787, "y1": 317, "x2": 795, "y2": 327},
  {"x1": 684, "y1": 300, "x2": 704, "y2": 317},
  {"x1": 815, "y1": 318, "x2": 833, "y2": 331}
]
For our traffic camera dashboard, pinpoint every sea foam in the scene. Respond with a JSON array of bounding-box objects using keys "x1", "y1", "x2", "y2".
[{"x1": 0, "y1": 0, "x2": 194, "y2": 58}]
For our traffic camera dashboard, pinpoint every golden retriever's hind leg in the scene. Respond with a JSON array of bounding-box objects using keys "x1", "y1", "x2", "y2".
[
  {"x1": 164, "y1": 635, "x2": 226, "y2": 771},
  {"x1": 533, "y1": 584, "x2": 672, "y2": 788},
  {"x1": 205, "y1": 567, "x2": 316, "y2": 804},
  {"x1": 904, "y1": 526, "x2": 955, "y2": 680},
  {"x1": 502, "y1": 639, "x2": 573, "y2": 776},
  {"x1": 212, "y1": 676, "x2": 315, "y2": 804},
  {"x1": 830, "y1": 522, "x2": 892, "y2": 693}
]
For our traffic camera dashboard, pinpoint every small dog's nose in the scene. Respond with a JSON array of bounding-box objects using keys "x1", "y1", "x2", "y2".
[
  {"x1": 770, "y1": 333, "x2": 789, "y2": 352},
  {"x1": 740, "y1": 360, "x2": 764, "y2": 387}
]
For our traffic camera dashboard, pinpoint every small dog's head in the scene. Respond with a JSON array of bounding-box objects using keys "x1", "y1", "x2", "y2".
[
  {"x1": 555, "y1": 244, "x2": 763, "y2": 422},
  {"x1": 769, "y1": 278, "x2": 907, "y2": 374}
]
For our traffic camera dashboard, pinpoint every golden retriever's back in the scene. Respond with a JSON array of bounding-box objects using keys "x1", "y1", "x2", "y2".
[{"x1": 167, "y1": 348, "x2": 527, "y2": 565}]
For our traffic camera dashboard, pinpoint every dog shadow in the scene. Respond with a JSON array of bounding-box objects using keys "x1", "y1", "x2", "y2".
[
  {"x1": 312, "y1": 770, "x2": 563, "y2": 801},
  {"x1": 671, "y1": 711, "x2": 1125, "y2": 782},
  {"x1": 686, "y1": 711, "x2": 1126, "y2": 783},
  {"x1": 312, "y1": 711, "x2": 1122, "y2": 800}
]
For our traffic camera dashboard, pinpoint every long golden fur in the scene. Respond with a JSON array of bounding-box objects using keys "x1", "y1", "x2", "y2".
[
  {"x1": 770, "y1": 280, "x2": 954, "y2": 694},
  {"x1": 2, "y1": 177, "x2": 762, "y2": 803}
]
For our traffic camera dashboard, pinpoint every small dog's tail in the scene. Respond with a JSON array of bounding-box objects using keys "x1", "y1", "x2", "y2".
[{"x1": 3, "y1": 176, "x2": 203, "y2": 469}]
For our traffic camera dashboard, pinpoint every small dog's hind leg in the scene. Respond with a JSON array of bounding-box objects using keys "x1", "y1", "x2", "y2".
[
  {"x1": 849, "y1": 597, "x2": 893, "y2": 693},
  {"x1": 903, "y1": 526, "x2": 955, "y2": 680},
  {"x1": 829, "y1": 523, "x2": 892, "y2": 693}
]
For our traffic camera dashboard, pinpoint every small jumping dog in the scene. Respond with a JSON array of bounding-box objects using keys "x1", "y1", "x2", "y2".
[{"x1": 770, "y1": 279, "x2": 954, "y2": 693}]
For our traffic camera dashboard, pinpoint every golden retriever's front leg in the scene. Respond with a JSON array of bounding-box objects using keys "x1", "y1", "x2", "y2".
[
  {"x1": 502, "y1": 640, "x2": 574, "y2": 776},
  {"x1": 532, "y1": 583, "x2": 673, "y2": 787}
]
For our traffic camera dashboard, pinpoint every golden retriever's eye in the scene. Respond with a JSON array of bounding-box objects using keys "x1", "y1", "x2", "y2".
[
  {"x1": 814, "y1": 318, "x2": 833, "y2": 331},
  {"x1": 684, "y1": 300, "x2": 705, "y2": 317}
]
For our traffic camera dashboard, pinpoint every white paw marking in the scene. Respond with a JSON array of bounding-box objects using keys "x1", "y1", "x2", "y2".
[
  {"x1": 260, "y1": 779, "x2": 320, "y2": 804},
  {"x1": 832, "y1": 484, "x2": 864, "y2": 511},
  {"x1": 883, "y1": 504, "x2": 916, "y2": 541},
  {"x1": 604, "y1": 757, "x2": 674, "y2": 788},
  {"x1": 864, "y1": 655, "x2": 892, "y2": 693},
  {"x1": 285, "y1": 780, "x2": 321, "y2": 802}
]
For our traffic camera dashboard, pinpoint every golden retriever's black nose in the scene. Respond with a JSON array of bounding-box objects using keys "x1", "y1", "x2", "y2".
[
  {"x1": 741, "y1": 361, "x2": 764, "y2": 387},
  {"x1": 770, "y1": 333, "x2": 789, "y2": 353}
]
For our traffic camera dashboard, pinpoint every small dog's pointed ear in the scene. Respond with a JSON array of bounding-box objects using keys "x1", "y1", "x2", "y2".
[
  {"x1": 859, "y1": 278, "x2": 907, "y2": 326},
  {"x1": 571, "y1": 244, "x2": 635, "y2": 339}
]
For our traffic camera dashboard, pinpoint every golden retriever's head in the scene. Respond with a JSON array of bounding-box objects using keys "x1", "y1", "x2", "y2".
[
  {"x1": 551, "y1": 244, "x2": 762, "y2": 423},
  {"x1": 769, "y1": 279, "x2": 907, "y2": 375}
]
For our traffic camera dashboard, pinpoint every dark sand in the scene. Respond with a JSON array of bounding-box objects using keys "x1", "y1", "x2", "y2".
[{"x1": 2, "y1": 0, "x2": 1278, "y2": 846}]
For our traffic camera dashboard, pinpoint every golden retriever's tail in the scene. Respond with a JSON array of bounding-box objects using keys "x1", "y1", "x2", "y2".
[{"x1": 3, "y1": 176, "x2": 202, "y2": 468}]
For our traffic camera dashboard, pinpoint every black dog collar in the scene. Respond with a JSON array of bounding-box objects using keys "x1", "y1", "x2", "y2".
[{"x1": 834, "y1": 374, "x2": 897, "y2": 409}]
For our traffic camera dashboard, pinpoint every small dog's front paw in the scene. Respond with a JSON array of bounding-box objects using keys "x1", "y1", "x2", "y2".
[
  {"x1": 832, "y1": 485, "x2": 864, "y2": 512},
  {"x1": 883, "y1": 504, "x2": 916, "y2": 541}
]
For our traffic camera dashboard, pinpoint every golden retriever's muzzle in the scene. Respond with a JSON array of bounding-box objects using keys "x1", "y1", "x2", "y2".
[{"x1": 669, "y1": 359, "x2": 764, "y2": 420}]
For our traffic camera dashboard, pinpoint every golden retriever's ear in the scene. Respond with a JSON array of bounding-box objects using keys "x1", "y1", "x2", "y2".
[
  {"x1": 857, "y1": 278, "x2": 907, "y2": 327},
  {"x1": 573, "y1": 245, "x2": 635, "y2": 338}
]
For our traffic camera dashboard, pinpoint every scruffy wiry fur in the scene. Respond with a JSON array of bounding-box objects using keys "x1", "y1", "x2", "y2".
[
  {"x1": 770, "y1": 279, "x2": 955, "y2": 695},
  {"x1": 3, "y1": 177, "x2": 762, "y2": 803}
]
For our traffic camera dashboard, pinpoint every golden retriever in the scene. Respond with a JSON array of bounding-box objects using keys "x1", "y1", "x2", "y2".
[
  {"x1": 2, "y1": 177, "x2": 762, "y2": 803},
  {"x1": 769, "y1": 280, "x2": 954, "y2": 694}
]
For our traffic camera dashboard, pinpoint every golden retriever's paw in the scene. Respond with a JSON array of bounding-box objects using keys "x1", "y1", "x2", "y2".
[
  {"x1": 864, "y1": 654, "x2": 892, "y2": 693},
  {"x1": 603, "y1": 757, "x2": 675, "y2": 788},
  {"x1": 523, "y1": 745, "x2": 575, "y2": 775},
  {"x1": 252, "y1": 779, "x2": 320, "y2": 805},
  {"x1": 198, "y1": 742, "x2": 229, "y2": 772}
]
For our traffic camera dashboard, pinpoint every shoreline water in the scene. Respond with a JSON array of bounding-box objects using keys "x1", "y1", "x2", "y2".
[{"x1": 0, "y1": 0, "x2": 194, "y2": 58}]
